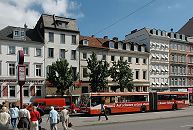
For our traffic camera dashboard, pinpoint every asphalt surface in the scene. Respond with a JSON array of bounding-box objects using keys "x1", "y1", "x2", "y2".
[
  {"x1": 8, "y1": 106, "x2": 193, "y2": 130},
  {"x1": 39, "y1": 106, "x2": 193, "y2": 130}
]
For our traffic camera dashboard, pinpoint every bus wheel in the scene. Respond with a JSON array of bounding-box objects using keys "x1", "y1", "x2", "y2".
[
  {"x1": 172, "y1": 104, "x2": 177, "y2": 110},
  {"x1": 141, "y1": 106, "x2": 146, "y2": 113},
  {"x1": 105, "y1": 108, "x2": 111, "y2": 115}
]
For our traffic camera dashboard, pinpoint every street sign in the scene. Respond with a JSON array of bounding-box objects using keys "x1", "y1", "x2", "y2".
[{"x1": 18, "y1": 65, "x2": 26, "y2": 82}]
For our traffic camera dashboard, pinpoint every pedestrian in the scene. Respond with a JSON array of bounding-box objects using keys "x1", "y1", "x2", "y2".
[
  {"x1": 47, "y1": 106, "x2": 59, "y2": 130},
  {"x1": 98, "y1": 102, "x2": 108, "y2": 121},
  {"x1": 33, "y1": 102, "x2": 45, "y2": 130},
  {"x1": 9, "y1": 103, "x2": 19, "y2": 129},
  {"x1": 0, "y1": 107, "x2": 10, "y2": 128},
  {"x1": 30, "y1": 106, "x2": 40, "y2": 130},
  {"x1": 18, "y1": 104, "x2": 31, "y2": 130},
  {"x1": 60, "y1": 106, "x2": 70, "y2": 130},
  {"x1": 70, "y1": 102, "x2": 76, "y2": 114}
]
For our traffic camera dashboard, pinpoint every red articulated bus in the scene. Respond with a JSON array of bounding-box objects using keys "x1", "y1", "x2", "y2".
[{"x1": 79, "y1": 92, "x2": 189, "y2": 115}]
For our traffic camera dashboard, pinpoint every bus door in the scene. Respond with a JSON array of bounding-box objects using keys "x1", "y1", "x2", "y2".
[{"x1": 149, "y1": 92, "x2": 158, "y2": 111}]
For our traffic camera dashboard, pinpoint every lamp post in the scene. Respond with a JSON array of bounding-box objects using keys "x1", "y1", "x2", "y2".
[{"x1": 17, "y1": 50, "x2": 26, "y2": 108}]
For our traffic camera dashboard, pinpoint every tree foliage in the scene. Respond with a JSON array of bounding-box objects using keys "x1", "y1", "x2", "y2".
[
  {"x1": 87, "y1": 52, "x2": 109, "y2": 92},
  {"x1": 110, "y1": 59, "x2": 133, "y2": 92},
  {"x1": 47, "y1": 59, "x2": 74, "y2": 95}
]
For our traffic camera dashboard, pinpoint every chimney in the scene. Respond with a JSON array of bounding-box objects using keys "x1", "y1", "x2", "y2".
[
  {"x1": 103, "y1": 36, "x2": 108, "y2": 39},
  {"x1": 24, "y1": 23, "x2": 28, "y2": 40},
  {"x1": 112, "y1": 37, "x2": 118, "y2": 41}
]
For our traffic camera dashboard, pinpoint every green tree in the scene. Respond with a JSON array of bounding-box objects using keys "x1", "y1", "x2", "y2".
[
  {"x1": 110, "y1": 59, "x2": 133, "y2": 92},
  {"x1": 87, "y1": 52, "x2": 109, "y2": 92},
  {"x1": 47, "y1": 59, "x2": 74, "y2": 95}
]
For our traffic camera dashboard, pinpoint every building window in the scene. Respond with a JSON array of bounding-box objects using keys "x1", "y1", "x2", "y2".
[
  {"x1": 83, "y1": 53, "x2": 87, "y2": 60},
  {"x1": 9, "y1": 86, "x2": 15, "y2": 97},
  {"x1": 135, "y1": 70, "x2": 139, "y2": 79},
  {"x1": 128, "y1": 57, "x2": 132, "y2": 63},
  {"x1": 174, "y1": 78, "x2": 178, "y2": 86},
  {"x1": 111, "y1": 56, "x2": 115, "y2": 61},
  {"x1": 23, "y1": 86, "x2": 29, "y2": 97},
  {"x1": 136, "y1": 58, "x2": 139, "y2": 64},
  {"x1": 143, "y1": 71, "x2": 146, "y2": 80},
  {"x1": 109, "y1": 42, "x2": 114, "y2": 49},
  {"x1": 9, "y1": 46, "x2": 16, "y2": 54},
  {"x1": 72, "y1": 67, "x2": 77, "y2": 81},
  {"x1": 71, "y1": 50, "x2": 76, "y2": 60},
  {"x1": 25, "y1": 64, "x2": 29, "y2": 76},
  {"x1": 72, "y1": 35, "x2": 76, "y2": 44},
  {"x1": 60, "y1": 49, "x2": 65, "y2": 58},
  {"x1": 21, "y1": 31, "x2": 24, "y2": 36},
  {"x1": 60, "y1": 34, "x2": 65, "y2": 44},
  {"x1": 9, "y1": 63, "x2": 15, "y2": 76},
  {"x1": 23, "y1": 47, "x2": 29, "y2": 55},
  {"x1": 46, "y1": 65, "x2": 52, "y2": 77},
  {"x1": 83, "y1": 68, "x2": 88, "y2": 78},
  {"x1": 35, "y1": 64, "x2": 41, "y2": 76},
  {"x1": 120, "y1": 56, "x2": 123, "y2": 60},
  {"x1": 36, "y1": 48, "x2": 41, "y2": 56},
  {"x1": 48, "y1": 48, "x2": 54, "y2": 58},
  {"x1": 49, "y1": 32, "x2": 54, "y2": 42},
  {"x1": 102, "y1": 55, "x2": 106, "y2": 60},
  {"x1": 14, "y1": 31, "x2": 19, "y2": 36},
  {"x1": 143, "y1": 59, "x2": 146, "y2": 64},
  {"x1": 36, "y1": 86, "x2": 41, "y2": 96}
]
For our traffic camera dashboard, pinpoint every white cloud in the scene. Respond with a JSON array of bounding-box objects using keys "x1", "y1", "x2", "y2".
[{"x1": 0, "y1": 0, "x2": 83, "y2": 29}]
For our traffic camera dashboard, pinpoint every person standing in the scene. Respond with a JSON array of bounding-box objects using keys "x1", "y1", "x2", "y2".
[
  {"x1": 47, "y1": 106, "x2": 59, "y2": 130},
  {"x1": 9, "y1": 103, "x2": 19, "y2": 129},
  {"x1": 70, "y1": 102, "x2": 76, "y2": 114},
  {"x1": 0, "y1": 107, "x2": 10, "y2": 128},
  {"x1": 98, "y1": 102, "x2": 108, "y2": 121},
  {"x1": 60, "y1": 106, "x2": 69, "y2": 130},
  {"x1": 18, "y1": 104, "x2": 31, "y2": 130},
  {"x1": 30, "y1": 106, "x2": 40, "y2": 130}
]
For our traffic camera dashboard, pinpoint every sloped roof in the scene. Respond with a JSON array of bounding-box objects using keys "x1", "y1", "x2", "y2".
[
  {"x1": 41, "y1": 14, "x2": 79, "y2": 32},
  {"x1": 80, "y1": 35, "x2": 109, "y2": 49},
  {"x1": 178, "y1": 17, "x2": 193, "y2": 36},
  {"x1": 0, "y1": 26, "x2": 42, "y2": 43}
]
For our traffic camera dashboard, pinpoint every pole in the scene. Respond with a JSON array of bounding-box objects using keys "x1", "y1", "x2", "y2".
[{"x1": 20, "y1": 84, "x2": 23, "y2": 108}]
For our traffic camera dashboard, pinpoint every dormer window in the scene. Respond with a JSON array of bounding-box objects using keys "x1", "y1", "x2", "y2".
[
  {"x1": 109, "y1": 42, "x2": 114, "y2": 49},
  {"x1": 14, "y1": 31, "x2": 19, "y2": 36},
  {"x1": 83, "y1": 40, "x2": 88, "y2": 46},
  {"x1": 21, "y1": 31, "x2": 25, "y2": 37}
]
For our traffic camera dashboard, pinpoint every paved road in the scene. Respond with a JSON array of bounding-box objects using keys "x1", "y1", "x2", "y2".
[
  {"x1": 39, "y1": 106, "x2": 193, "y2": 130},
  {"x1": 75, "y1": 116, "x2": 193, "y2": 130}
]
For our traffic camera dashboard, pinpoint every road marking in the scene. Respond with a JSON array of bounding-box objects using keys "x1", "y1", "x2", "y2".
[{"x1": 180, "y1": 125, "x2": 193, "y2": 127}]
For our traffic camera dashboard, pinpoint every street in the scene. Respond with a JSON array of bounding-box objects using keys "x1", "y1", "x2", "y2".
[
  {"x1": 75, "y1": 116, "x2": 193, "y2": 130},
  {"x1": 39, "y1": 106, "x2": 193, "y2": 130}
]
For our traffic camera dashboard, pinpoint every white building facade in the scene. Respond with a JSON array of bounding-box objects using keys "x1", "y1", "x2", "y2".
[
  {"x1": 0, "y1": 26, "x2": 45, "y2": 104},
  {"x1": 79, "y1": 36, "x2": 149, "y2": 92},
  {"x1": 35, "y1": 14, "x2": 80, "y2": 96},
  {"x1": 126, "y1": 28, "x2": 170, "y2": 91}
]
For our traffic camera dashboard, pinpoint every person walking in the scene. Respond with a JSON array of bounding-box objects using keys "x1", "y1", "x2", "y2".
[
  {"x1": 30, "y1": 106, "x2": 40, "y2": 130},
  {"x1": 60, "y1": 106, "x2": 69, "y2": 130},
  {"x1": 0, "y1": 107, "x2": 10, "y2": 128},
  {"x1": 47, "y1": 106, "x2": 59, "y2": 130},
  {"x1": 18, "y1": 104, "x2": 31, "y2": 130},
  {"x1": 9, "y1": 103, "x2": 19, "y2": 129},
  {"x1": 98, "y1": 102, "x2": 108, "y2": 121}
]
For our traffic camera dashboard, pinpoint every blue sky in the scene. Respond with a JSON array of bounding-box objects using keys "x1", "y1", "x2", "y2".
[{"x1": 0, "y1": 0, "x2": 193, "y2": 40}]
